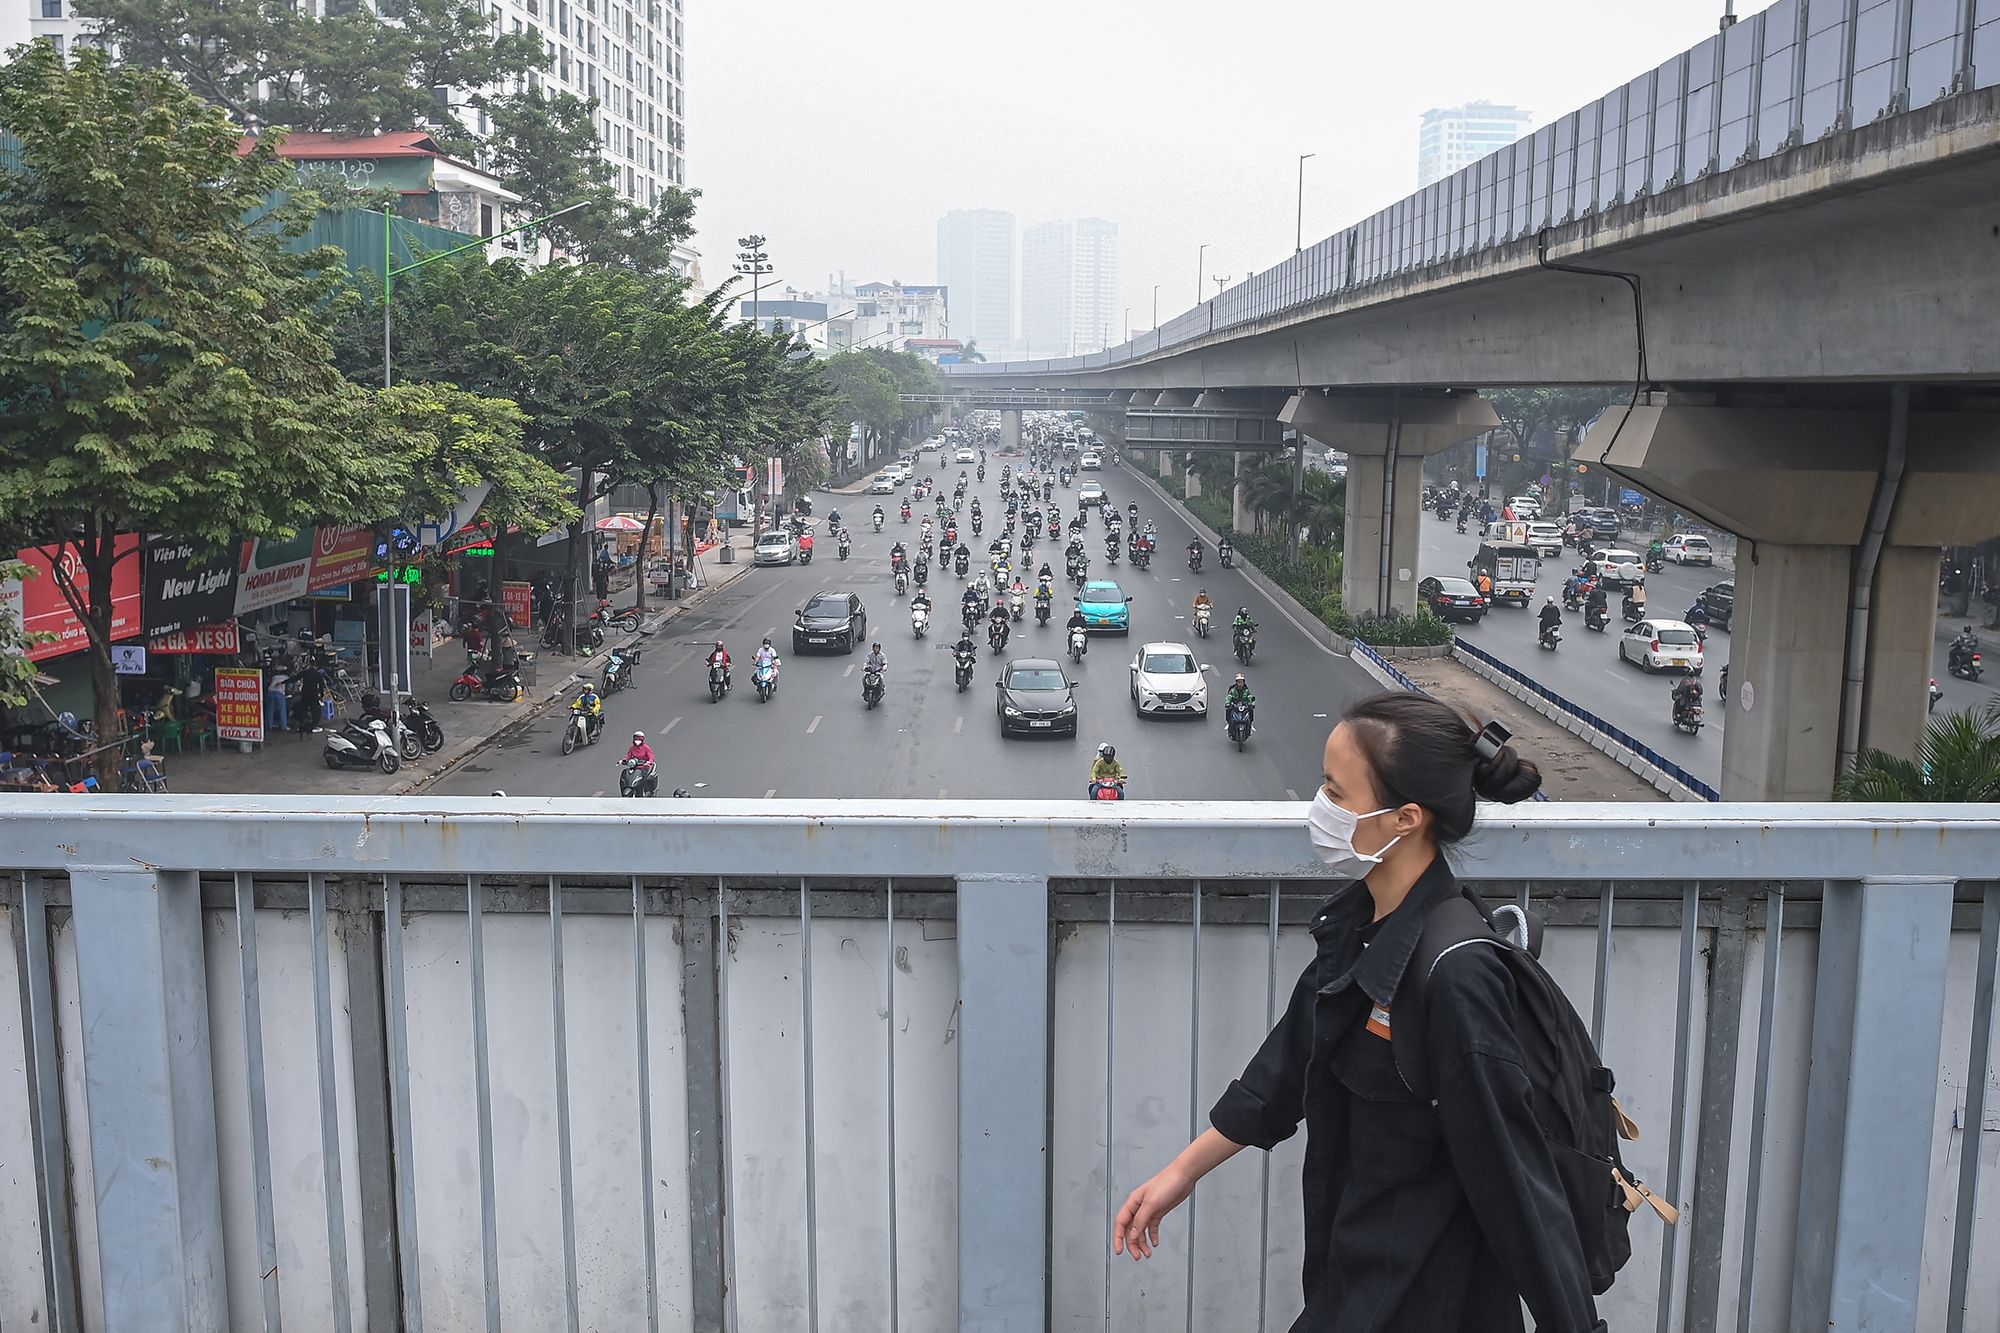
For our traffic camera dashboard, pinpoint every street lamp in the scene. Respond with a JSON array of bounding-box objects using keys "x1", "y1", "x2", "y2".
[
  {"x1": 1152, "y1": 284, "x2": 1160, "y2": 329},
  {"x1": 1297, "y1": 152, "x2": 1317, "y2": 253},
  {"x1": 735, "y1": 235, "x2": 774, "y2": 328},
  {"x1": 1213, "y1": 275, "x2": 1231, "y2": 296},
  {"x1": 1196, "y1": 244, "x2": 1208, "y2": 304}
]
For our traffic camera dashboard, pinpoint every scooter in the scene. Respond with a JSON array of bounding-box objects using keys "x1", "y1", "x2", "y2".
[
  {"x1": 1219, "y1": 542, "x2": 1235, "y2": 570},
  {"x1": 708, "y1": 658, "x2": 730, "y2": 702},
  {"x1": 1621, "y1": 593, "x2": 1646, "y2": 623},
  {"x1": 753, "y1": 656, "x2": 779, "y2": 703},
  {"x1": 873, "y1": 512, "x2": 885, "y2": 532},
  {"x1": 954, "y1": 648, "x2": 977, "y2": 691},
  {"x1": 837, "y1": 533, "x2": 851, "y2": 560},
  {"x1": 798, "y1": 541, "x2": 814, "y2": 565},
  {"x1": 1069, "y1": 624, "x2": 1089, "y2": 662},
  {"x1": 894, "y1": 569, "x2": 910, "y2": 597},
  {"x1": 1225, "y1": 701, "x2": 1254, "y2": 751},
  {"x1": 862, "y1": 668, "x2": 885, "y2": 710},
  {"x1": 1233, "y1": 623, "x2": 1257, "y2": 667},
  {"x1": 1585, "y1": 605, "x2": 1611, "y2": 633},
  {"x1": 602, "y1": 644, "x2": 641, "y2": 693},
  {"x1": 954, "y1": 550, "x2": 970, "y2": 577},
  {"x1": 1089, "y1": 779, "x2": 1126, "y2": 801},
  {"x1": 560, "y1": 701, "x2": 602, "y2": 755},
  {"x1": 988, "y1": 619, "x2": 1009, "y2": 654},
  {"x1": 1009, "y1": 589, "x2": 1026, "y2": 622},
  {"x1": 913, "y1": 559, "x2": 930, "y2": 587},
  {"x1": 449, "y1": 654, "x2": 523, "y2": 702},
  {"x1": 1035, "y1": 594, "x2": 1052, "y2": 626},
  {"x1": 323, "y1": 716, "x2": 400, "y2": 774},
  {"x1": 1950, "y1": 646, "x2": 1984, "y2": 681},
  {"x1": 912, "y1": 602, "x2": 930, "y2": 638},
  {"x1": 1194, "y1": 604, "x2": 1212, "y2": 638},
  {"x1": 1104, "y1": 539, "x2": 1120, "y2": 565},
  {"x1": 1189, "y1": 549, "x2": 1204, "y2": 574},
  {"x1": 1539, "y1": 622, "x2": 1562, "y2": 651},
  {"x1": 400, "y1": 699, "x2": 446, "y2": 755},
  {"x1": 619, "y1": 757, "x2": 659, "y2": 797},
  {"x1": 1931, "y1": 677, "x2": 1945, "y2": 711}
]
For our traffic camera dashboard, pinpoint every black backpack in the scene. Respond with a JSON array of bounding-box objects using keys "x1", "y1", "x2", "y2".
[{"x1": 1389, "y1": 890, "x2": 1676, "y2": 1295}]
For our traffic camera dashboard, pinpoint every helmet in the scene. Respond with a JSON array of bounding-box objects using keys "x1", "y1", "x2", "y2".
[
  {"x1": 1097, "y1": 742, "x2": 1115, "y2": 760},
  {"x1": 762, "y1": 637, "x2": 772, "y2": 647},
  {"x1": 1199, "y1": 587, "x2": 1207, "y2": 595},
  {"x1": 633, "y1": 730, "x2": 645, "y2": 741},
  {"x1": 715, "y1": 639, "x2": 725, "y2": 649},
  {"x1": 1547, "y1": 596, "x2": 1556, "y2": 604},
  {"x1": 1234, "y1": 673, "x2": 1246, "y2": 685},
  {"x1": 1239, "y1": 607, "x2": 1250, "y2": 617}
]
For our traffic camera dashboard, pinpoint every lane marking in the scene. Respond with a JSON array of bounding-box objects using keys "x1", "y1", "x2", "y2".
[
  {"x1": 806, "y1": 715, "x2": 821, "y2": 734},
  {"x1": 938, "y1": 787, "x2": 948, "y2": 798},
  {"x1": 592, "y1": 790, "x2": 605, "y2": 797},
  {"x1": 765, "y1": 788, "x2": 777, "y2": 798},
  {"x1": 1287, "y1": 788, "x2": 1300, "y2": 800},
  {"x1": 663, "y1": 717, "x2": 681, "y2": 733},
  {"x1": 954, "y1": 716, "x2": 964, "y2": 734},
  {"x1": 843, "y1": 664, "x2": 855, "y2": 677}
]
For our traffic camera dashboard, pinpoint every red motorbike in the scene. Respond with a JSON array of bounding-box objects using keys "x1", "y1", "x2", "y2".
[{"x1": 449, "y1": 653, "x2": 524, "y2": 703}]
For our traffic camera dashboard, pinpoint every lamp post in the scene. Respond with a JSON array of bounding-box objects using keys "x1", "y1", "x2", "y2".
[
  {"x1": 1297, "y1": 152, "x2": 1316, "y2": 253},
  {"x1": 735, "y1": 235, "x2": 773, "y2": 328},
  {"x1": 1196, "y1": 245, "x2": 1208, "y2": 304},
  {"x1": 1213, "y1": 275, "x2": 1231, "y2": 296},
  {"x1": 1152, "y1": 284, "x2": 1160, "y2": 329}
]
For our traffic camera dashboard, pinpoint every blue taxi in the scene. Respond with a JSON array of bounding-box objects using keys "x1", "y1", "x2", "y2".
[{"x1": 1077, "y1": 580, "x2": 1131, "y2": 634}]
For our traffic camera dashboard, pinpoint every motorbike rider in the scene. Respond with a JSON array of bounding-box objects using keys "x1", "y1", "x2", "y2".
[
  {"x1": 1232, "y1": 606, "x2": 1258, "y2": 639},
  {"x1": 625, "y1": 729, "x2": 656, "y2": 768},
  {"x1": 707, "y1": 640, "x2": 732, "y2": 687},
  {"x1": 1067, "y1": 604, "x2": 1090, "y2": 637},
  {"x1": 1684, "y1": 596, "x2": 1710, "y2": 631},
  {"x1": 953, "y1": 629, "x2": 978, "y2": 665},
  {"x1": 890, "y1": 540, "x2": 909, "y2": 571},
  {"x1": 961, "y1": 582, "x2": 986, "y2": 626},
  {"x1": 864, "y1": 642, "x2": 888, "y2": 676},
  {"x1": 1193, "y1": 588, "x2": 1215, "y2": 618},
  {"x1": 1538, "y1": 596, "x2": 1563, "y2": 635},
  {"x1": 988, "y1": 599, "x2": 1011, "y2": 648},
  {"x1": 1951, "y1": 624, "x2": 1982, "y2": 670},
  {"x1": 572, "y1": 682, "x2": 604, "y2": 743},
  {"x1": 753, "y1": 637, "x2": 779, "y2": 674},
  {"x1": 1672, "y1": 673, "x2": 1704, "y2": 720},
  {"x1": 798, "y1": 528, "x2": 815, "y2": 558},
  {"x1": 1586, "y1": 580, "x2": 1610, "y2": 625},
  {"x1": 910, "y1": 587, "x2": 932, "y2": 614},
  {"x1": 1224, "y1": 673, "x2": 1255, "y2": 714},
  {"x1": 1187, "y1": 536, "x2": 1204, "y2": 563},
  {"x1": 873, "y1": 503, "x2": 885, "y2": 523},
  {"x1": 1090, "y1": 742, "x2": 1127, "y2": 786}
]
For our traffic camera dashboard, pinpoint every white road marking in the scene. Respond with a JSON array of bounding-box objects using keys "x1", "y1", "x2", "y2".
[
  {"x1": 938, "y1": 787, "x2": 948, "y2": 798},
  {"x1": 954, "y1": 716, "x2": 964, "y2": 734},
  {"x1": 592, "y1": 790, "x2": 605, "y2": 797},
  {"x1": 765, "y1": 788, "x2": 777, "y2": 798},
  {"x1": 1287, "y1": 788, "x2": 1301, "y2": 800},
  {"x1": 806, "y1": 715, "x2": 821, "y2": 733},
  {"x1": 844, "y1": 663, "x2": 855, "y2": 677},
  {"x1": 663, "y1": 717, "x2": 681, "y2": 733}
]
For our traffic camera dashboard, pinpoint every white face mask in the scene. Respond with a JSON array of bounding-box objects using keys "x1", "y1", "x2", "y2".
[{"x1": 1307, "y1": 789, "x2": 1402, "y2": 878}]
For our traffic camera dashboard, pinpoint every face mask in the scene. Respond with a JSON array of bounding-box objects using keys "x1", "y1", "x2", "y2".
[{"x1": 1307, "y1": 790, "x2": 1402, "y2": 878}]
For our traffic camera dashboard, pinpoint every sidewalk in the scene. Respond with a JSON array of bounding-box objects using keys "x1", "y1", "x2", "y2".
[{"x1": 160, "y1": 530, "x2": 757, "y2": 796}]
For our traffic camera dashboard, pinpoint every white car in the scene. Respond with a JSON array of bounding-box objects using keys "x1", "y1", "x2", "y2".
[
  {"x1": 1525, "y1": 522, "x2": 1564, "y2": 557},
  {"x1": 1507, "y1": 496, "x2": 1541, "y2": 520},
  {"x1": 1619, "y1": 619, "x2": 1705, "y2": 674},
  {"x1": 1665, "y1": 534, "x2": 1715, "y2": 566},
  {"x1": 753, "y1": 531, "x2": 797, "y2": 565},
  {"x1": 1587, "y1": 547, "x2": 1645, "y2": 588},
  {"x1": 955, "y1": 447, "x2": 976, "y2": 464},
  {"x1": 1130, "y1": 642, "x2": 1208, "y2": 717},
  {"x1": 1077, "y1": 480, "x2": 1106, "y2": 506},
  {"x1": 867, "y1": 474, "x2": 897, "y2": 494},
  {"x1": 1079, "y1": 451, "x2": 1102, "y2": 470}
]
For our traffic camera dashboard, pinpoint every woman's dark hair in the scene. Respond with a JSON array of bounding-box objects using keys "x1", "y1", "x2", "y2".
[{"x1": 1340, "y1": 692, "x2": 1542, "y2": 842}]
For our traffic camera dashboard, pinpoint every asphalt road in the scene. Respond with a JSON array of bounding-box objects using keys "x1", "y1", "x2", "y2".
[{"x1": 437, "y1": 456, "x2": 1379, "y2": 800}]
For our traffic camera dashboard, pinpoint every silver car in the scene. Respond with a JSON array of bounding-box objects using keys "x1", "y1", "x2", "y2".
[{"x1": 753, "y1": 531, "x2": 796, "y2": 565}]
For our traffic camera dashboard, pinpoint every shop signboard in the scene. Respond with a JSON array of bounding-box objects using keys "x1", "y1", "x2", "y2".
[
  {"x1": 213, "y1": 667, "x2": 265, "y2": 743},
  {"x1": 149, "y1": 623, "x2": 240, "y2": 655},
  {"x1": 8, "y1": 537, "x2": 144, "y2": 661},
  {"x1": 307, "y1": 525, "x2": 378, "y2": 592},
  {"x1": 234, "y1": 530, "x2": 315, "y2": 613},
  {"x1": 111, "y1": 644, "x2": 147, "y2": 675},
  {"x1": 143, "y1": 536, "x2": 241, "y2": 637},
  {"x1": 503, "y1": 581, "x2": 533, "y2": 627},
  {"x1": 409, "y1": 608, "x2": 443, "y2": 658}
]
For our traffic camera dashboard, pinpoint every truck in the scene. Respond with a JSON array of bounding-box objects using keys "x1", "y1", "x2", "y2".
[{"x1": 1469, "y1": 541, "x2": 1540, "y2": 607}]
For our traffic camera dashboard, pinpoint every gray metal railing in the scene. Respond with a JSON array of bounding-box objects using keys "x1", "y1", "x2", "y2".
[
  {"x1": 949, "y1": 0, "x2": 1988, "y2": 382},
  {"x1": 1, "y1": 799, "x2": 1998, "y2": 1332}
]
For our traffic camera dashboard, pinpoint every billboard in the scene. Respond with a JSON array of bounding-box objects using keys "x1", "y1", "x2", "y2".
[
  {"x1": 6, "y1": 537, "x2": 144, "y2": 661},
  {"x1": 213, "y1": 668, "x2": 265, "y2": 743},
  {"x1": 143, "y1": 536, "x2": 241, "y2": 637},
  {"x1": 234, "y1": 525, "x2": 383, "y2": 614}
]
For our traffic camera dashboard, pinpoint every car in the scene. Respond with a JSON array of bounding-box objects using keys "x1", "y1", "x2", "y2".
[
  {"x1": 1586, "y1": 547, "x2": 1645, "y2": 588},
  {"x1": 995, "y1": 658, "x2": 1080, "y2": 736},
  {"x1": 1525, "y1": 523, "x2": 1565, "y2": 558},
  {"x1": 1079, "y1": 451, "x2": 1102, "y2": 470},
  {"x1": 1129, "y1": 642, "x2": 1208, "y2": 717},
  {"x1": 1580, "y1": 508, "x2": 1623, "y2": 540},
  {"x1": 1076, "y1": 579, "x2": 1131, "y2": 633},
  {"x1": 867, "y1": 474, "x2": 897, "y2": 494},
  {"x1": 1619, "y1": 619, "x2": 1705, "y2": 674},
  {"x1": 1418, "y1": 575, "x2": 1488, "y2": 623},
  {"x1": 1665, "y1": 534, "x2": 1716, "y2": 566},
  {"x1": 753, "y1": 531, "x2": 796, "y2": 565},
  {"x1": 1506, "y1": 495, "x2": 1541, "y2": 520},
  {"x1": 1700, "y1": 580, "x2": 1734, "y2": 631},
  {"x1": 1077, "y1": 480, "x2": 1106, "y2": 506},
  {"x1": 792, "y1": 591, "x2": 868, "y2": 653},
  {"x1": 921, "y1": 438, "x2": 942, "y2": 453},
  {"x1": 955, "y1": 447, "x2": 976, "y2": 463}
]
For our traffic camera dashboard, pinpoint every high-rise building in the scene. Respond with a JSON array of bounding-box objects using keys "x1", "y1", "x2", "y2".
[
  {"x1": 1020, "y1": 217, "x2": 1118, "y2": 357},
  {"x1": 1417, "y1": 101, "x2": 1533, "y2": 186},
  {"x1": 935, "y1": 209, "x2": 1016, "y2": 353}
]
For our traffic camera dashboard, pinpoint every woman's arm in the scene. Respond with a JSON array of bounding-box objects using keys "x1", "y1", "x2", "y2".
[{"x1": 1113, "y1": 1128, "x2": 1244, "y2": 1259}]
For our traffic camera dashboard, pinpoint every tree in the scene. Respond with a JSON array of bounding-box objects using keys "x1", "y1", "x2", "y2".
[
  {"x1": 0, "y1": 47, "x2": 387, "y2": 773},
  {"x1": 74, "y1": 0, "x2": 543, "y2": 156},
  {"x1": 1833, "y1": 701, "x2": 2000, "y2": 802},
  {"x1": 0, "y1": 560, "x2": 54, "y2": 710},
  {"x1": 820, "y1": 352, "x2": 900, "y2": 471},
  {"x1": 372, "y1": 383, "x2": 575, "y2": 538},
  {"x1": 958, "y1": 340, "x2": 986, "y2": 363}
]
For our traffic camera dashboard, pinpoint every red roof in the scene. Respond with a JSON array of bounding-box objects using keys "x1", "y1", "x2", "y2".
[{"x1": 250, "y1": 131, "x2": 450, "y2": 160}]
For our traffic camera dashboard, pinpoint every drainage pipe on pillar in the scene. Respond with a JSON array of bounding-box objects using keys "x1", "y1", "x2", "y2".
[
  {"x1": 1838, "y1": 382, "x2": 1909, "y2": 775},
  {"x1": 1377, "y1": 390, "x2": 1403, "y2": 617},
  {"x1": 1287, "y1": 437, "x2": 1305, "y2": 562}
]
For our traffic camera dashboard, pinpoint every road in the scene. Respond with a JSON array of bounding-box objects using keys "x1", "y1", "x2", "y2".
[
  {"x1": 437, "y1": 455, "x2": 1380, "y2": 800},
  {"x1": 1418, "y1": 517, "x2": 1998, "y2": 788}
]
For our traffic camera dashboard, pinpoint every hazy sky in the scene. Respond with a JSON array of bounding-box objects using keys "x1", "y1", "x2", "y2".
[{"x1": 686, "y1": 0, "x2": 1734, "y2": 340}]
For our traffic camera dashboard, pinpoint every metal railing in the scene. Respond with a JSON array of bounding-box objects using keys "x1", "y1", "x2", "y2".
[
  {"x1": 1, "y1": 799, "x2": 1997, "y2": 1332},
  {"x1": 949, "y1": 0, "x2": 1989, "y2": 382}
]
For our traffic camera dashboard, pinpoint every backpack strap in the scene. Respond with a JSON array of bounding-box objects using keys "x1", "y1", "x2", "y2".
[{"x1": 1391, "y1": 891, "x2": 1515, "y2": 1101}]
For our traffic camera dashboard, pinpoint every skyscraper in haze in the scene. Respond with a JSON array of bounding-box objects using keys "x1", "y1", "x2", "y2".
[
  {"x1": 1417, "y1": 101, "x2": 1533, "y2": 185},
  {"x1": 936, "y1": 210, "x2": 1016, "y2": 353},
  {"x1": 1021, "y1": 218, "x2": 1119, "y2": 357}
]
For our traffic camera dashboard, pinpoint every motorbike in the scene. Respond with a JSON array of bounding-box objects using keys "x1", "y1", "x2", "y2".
[
  {"x1": 798, "y1": 540, "x2": 814, "y2": 565},
  {"x1": 449, "y1": 654, "x2": 523, "y2": 703},
  {"x1": 323, "y1": 715, "x2": 400, "y2": 774},
  {"x1": 1931, "y1": 677, "x2": 1945, "y2": 711},
  {"x1": 1539, "y1": 622, "x2": 1562, "y2": 651},
  {"x1": 1950, "y1": 643, "x2": 1984, "y2": 681},
  {"x1": 1189, "y1": 548, "x2": 1204, "y2": 574},
  {"x1": 561, "y1": 701, "x2": 603, "y2": 755},
  {"x1": 954, "y1": 550, "x2": 970, "y2": 577},
  {"x1": 1622, "y1": 592, "x2": 1647, "y2": 623},
  {"x1": 914, "y1": 559, "x2": 930, "y2": 587},
  {"x1": 900, "y1": 505, "x2": 911, "y2": 523},
  {"x1": 400, "y1": 699, "x2": 446, "y2": 756},
  {"x1": 837, "y1": 534, "x2": 851, "y2": 560},
  {"x1": 1233, "y1": 623, "x2": 1257, "y2": 667},
  {"x1": 873, "y1": 512, "x2": 885, "y2": 532},
  {"x1": 1069, "y1": 624, "x2": 1089, "y2": 662},
  {"x1": 1225, "y1": 701, "x2": 1254, "y2": 751},
  {"x1": 754, "y1": 656, "x2": 779, "y2": 703},
  {"x1": 1194, "y1": 604, "x2": 1212, "y2": 638},
  {"x1": 1645, "y1": 554, "x2": 1665, "y2": 574},
  {"x1": 988, "y1": 619, "x2": 1010, "y2": 654},
  {"x1": 912, "y1": 602, "x2": 931, "y2": 638},
  {"x1": 619, "y1": 758, "x2": 658, "y2": 798},
  {"x1": 962, "y1": 600, "x2": 984, "y2": 632},
  {"x1": 542, "y1": 614, "x2": 603, "y2": 653},
  {"x1": 1585, "y1": 604, "x2": 1611, "y2": 633},
  {"x1": 1089, "y1": 778, "x2": 1126, "y2": 801},
  {"x1": 602, "y1": 645, "x2": 641, "y2": 694},
  {"x1": 1219, "y1": 542, "x2": 1235, "y2": 570},
  {"x1": 708, "y1": 658, "x2": 731, "y2": 702},
  {"x1": 1104, "y1": 538, "x2": 1120, "y2": 565},
  {"x1": 971, "y1": 514, "x2": 983, "y2": 536},
  {"x1": 1035, "y1": 594, "x2": 1052, "y2": 626},
  {"x1": 1131, "y1": 541, "x2": 1151, "y2": 569},
  {"x1": 1009, "y1": 589, "x2": 1026, "y2": 622},
  {"x1": 1456, "y1": 515, "x2": 1468, "y2": 533},
  {"x1": 954, "y1": 648, "x2": 977, "y2": 691},
  {"x1": 978, "y1": 464, "x2": 986, "y2": 481},
  {"x1": 1049, "y1": 519, "x2": 1061, "y2": 540},
  {"x1": 862, "y1": 668, "x2": 886, "y2": 709},
  {"x1": 894, "y1": 569, "x2": 910, "y2": 597},
  {"x1": 1672, "y1": 689, "x2": 1705, "y2": 735}
]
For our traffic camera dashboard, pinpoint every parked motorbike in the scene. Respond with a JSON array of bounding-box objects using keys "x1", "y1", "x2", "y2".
[
  {"x1": 754, "y1": 657, "x2": 779, "y2": 703},
  {"x1": 399, "y1": 698, "x2": 446, "y2": 756},
  {"x1": 449, "y1": 654, "x2": 523, "y2": 703},
  {"x1": 619, "y1": 757, "x2": 659, "y2": 797},
  {"x1": 602, "y1": 644, "x2": 641, "y2": 694},
  {"x1": 1225, "y1": 701, "x2": 1254, "y2": 752},
  {"x1": 323, "y1": 715, "x2": 400, "y2": 774},
  {"x1": 861, "y1": 668, "x2": 886, "y2": 710}
]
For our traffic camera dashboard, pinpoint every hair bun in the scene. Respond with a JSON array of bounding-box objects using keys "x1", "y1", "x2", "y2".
[{"x1": 1472, "y1": 745, "x2": 1543, "y2": 803}]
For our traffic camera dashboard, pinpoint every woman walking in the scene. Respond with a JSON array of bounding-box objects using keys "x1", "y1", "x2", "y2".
[{"x1": 1113, "y1": 693, "x2": 1605, "y2": 1333}]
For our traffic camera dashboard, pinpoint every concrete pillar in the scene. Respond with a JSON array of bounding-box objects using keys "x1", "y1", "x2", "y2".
[
  {"x1": 1000, "y1": 409, "x2": 1020, "y2": 451},
  {"x1": 1158, "y1": 449, "x2": 1175, "y2": 480},
  {"x1": 1282, "y1": 392, "x2": 1500, "y2": 618},
  {"x1": 1183, "y1": 456, "x2": 1200, "y2": 497},
  {"x1": 1583, "y1": 394, "x2": 2000, "y2": 799},
  {"x1": 1232, "y1": 451, "x2": 1250, "y2": 533}
]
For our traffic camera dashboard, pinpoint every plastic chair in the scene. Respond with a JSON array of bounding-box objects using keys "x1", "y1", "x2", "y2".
[{"x1": 150, "y1": 716, "x2": 188, "y2": 754}]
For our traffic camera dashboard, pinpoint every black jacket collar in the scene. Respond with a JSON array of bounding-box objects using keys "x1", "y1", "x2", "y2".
[{"x1": 1312, "y1": 856, "x2": 1461, "y2": 1006}]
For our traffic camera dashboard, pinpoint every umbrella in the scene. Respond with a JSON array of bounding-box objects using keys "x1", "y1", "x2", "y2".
[{"x1": 595, "y1": 515, "x2": 646, "y2": 531}]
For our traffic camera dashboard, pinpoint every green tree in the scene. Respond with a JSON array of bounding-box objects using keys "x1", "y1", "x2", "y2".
[
  {"x1": 75, "y1": 0, "x2": 543, "y2": 156},
  {"x1": 0, "y1": 560, "x2": 55, "y2": 710},
  {"x1": 1834, "y1": 701, "x2": 2000, "y2": 802},
  {"x1": 958, "y1": 339, "x2": 986, "y2": 363},
  {"x1": 0, "y1": 47, "x2": 386, "y2": 771},
  {"x1": 372, "y1": 383, "x2": 575, "y2": 538},
  {"x1": 820, "y1": 351, "x2": 901, "y2": 470}
]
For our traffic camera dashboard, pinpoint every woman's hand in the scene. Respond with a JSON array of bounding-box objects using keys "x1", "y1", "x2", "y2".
[{"x1": 1111, "y1": 1128, "x2": 1245, "y2": 1259}]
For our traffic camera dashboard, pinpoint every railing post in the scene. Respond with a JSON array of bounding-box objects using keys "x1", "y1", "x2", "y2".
[
  {"x1": 680, "y1": 890, "x2": 729, "y2": 1329},
  {"x1": 1789, "y1": 876, "x2": 1954, "y2": 1333},
  {"x1": 68, "y1": 866, "x2": 226, "y2": 1329},
  {"x1": 956, "y1": 873, "x2": 1050, "y2": 1332}
]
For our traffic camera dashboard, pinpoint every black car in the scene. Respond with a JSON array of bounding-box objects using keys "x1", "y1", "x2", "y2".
[
  {"x1": 1581, "y1": 508, "x2": 1623, "y2": 540},
  {"x1": 995, "y1": 658, "x2": 1079, "y2": 736},
  {"x1": 1701, "y1": 580, "x2": 1734, "y2": 631},
  {"x1": 792, "y1": 591, "x2": 868, "y2": 653},
  {"x1": 1418, "y1": 575, "x2": 1488, "y2": 624}
]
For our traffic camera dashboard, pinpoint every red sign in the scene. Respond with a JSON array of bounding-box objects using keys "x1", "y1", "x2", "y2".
[
  {"x1": 213, "y1": 667, "x2": 265, "y2": 743},
  {"x1": 12, "y1": 538, "x2": 143, "y2": 661},
  {"x1": 503, "y1": 581, "x2": 533, "y2": 628},
  {"x1": 149, "y1": 623, "x2": 240, "y2": 655},
  {"x1": 307, "y1": 525, "x2": 377, "y2": 592}
]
